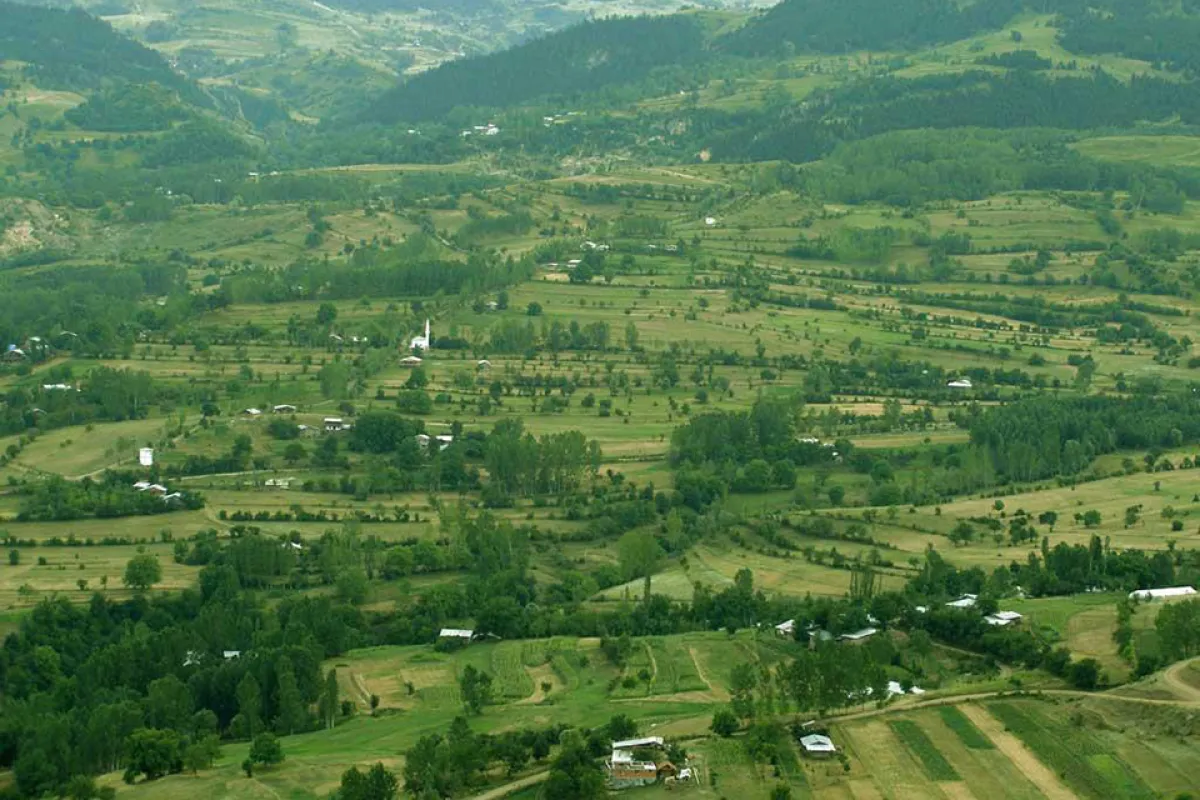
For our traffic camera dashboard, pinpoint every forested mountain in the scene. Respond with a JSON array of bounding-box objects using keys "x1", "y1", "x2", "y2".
[
  {"x1": 0, "y1": 1, "x2": 199, "y2": 101},
  {"x1": 721, "y1": 0, "x2": 1026, "y2": 57},
  {"x1": 368, "y1": 15, "x2": 709, "y2": 122}
]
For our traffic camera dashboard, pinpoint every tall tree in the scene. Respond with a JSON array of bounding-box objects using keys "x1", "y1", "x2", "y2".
[
  {"x1": 236, "y1": 673, "x2": 263, "y2": 739},
  {"x1": 618, "y1": 530, "x2": 663, "y2": 603},
  {"x1": 319, "y1": 668, "x2": 340, "y2": 730}
]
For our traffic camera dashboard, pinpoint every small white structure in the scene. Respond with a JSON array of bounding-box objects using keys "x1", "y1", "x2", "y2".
[
  {"x1": 799, "y1": 734, "x2": 836, "y2": 755},
  {"x1": 477, "y1": 359, "x2": 492, "y2": 369},
  {"x1": 243, "y1": 408, "x2": 262, "y2": 417},
  {"x1": 840, "y1": 627, "x2": 878, "y2": 642},
  {"x1": 42, "y1": 383, "x2": 74, "y2": 391},
  {"x1": 272, "y1": 404, "x2": 297, "y2": 414},
  {"x1": 265, "y1": 478, "x2": 294, "y2": 488},
  {"x1": 138, "y1": 448, "x2": 154, "y2": 467},
  {"x1": 3, "y1": 345, "x2": 26, "y2": 361},
  {"x1": 400, "y1": 355, "x2": 424, "y2": 367},
  {"x1": 409, "y1": 319, "x2": 431, "y2": 352},
  {"x1": 223, "y1": 650, "x2": 241, "y2": 660},
  {"x1": 704, "y1": 217, "x2": 717, "y2": 226},
  {"x1": 947, "y1": 378, "x2": 973, "y2": 389},
  {"x1": 438, "y1": 628, "x2": 473, "y2": 640},
  {"x1": 775, "y1": 619, "x2": 796, "y2": 637},
  {"x1": 324, "y1": 417, "x2": 347, "y2": 432},
  {"x1": 984, "y1": 611, "x2": 1024, "y2": 627},
  {"x1": 946, "y1": 594, "x2": 978, "y2": 609},
  {"x1": 1130, "y1": 586, "x2": 1197, "y2": 602}
]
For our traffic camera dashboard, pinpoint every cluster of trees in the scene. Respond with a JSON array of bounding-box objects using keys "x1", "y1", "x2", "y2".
[
  {"x1": 1, "y1": 367, "x2": 165, "y2": 438},
  {"x1": 964, "y1": 392, "x2": 1200, "y2": 484},
  {"x1": 15, "y1": 475, "x2": 203, "y2": 521},
  {"x1": 483, "y1": 420, "x2": 602, "y2": 501},
  {"x1": 221, "y1": 238, "x2": 533, "y2": 305},
  {"x1": 0, "y1": 583, "x2": 350, "y2": 796}
]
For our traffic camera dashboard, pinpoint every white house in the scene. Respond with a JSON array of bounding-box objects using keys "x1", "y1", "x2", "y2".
[
  {"x1": 477, "y1": 359, "x2": 492, "y2": 369},
  {"x1": 799, "y1": 734, "x2": 836, "y2": 756},
  {"x1": 42, "y1": 384, "x2": 74, "y2": 391},
  {"x1": 272, "y1": 404, "x2": 297, "y2": 414},
  {"x1": 223, "y1": 650, "x2": 241, "y2": 660},
  {"x1": 984, "y1": 611, "x2": 1024, "y2": 626},
  {"x1": 324, "y1": 417, "x2": 347, "y2": 432},
  {"x1": 243, "y1": 408, "x2": 262, "y2": 417},
  {"x1": 138, "y1": 448, "x2": 154, "y2": 467},
  {"x1": 1129, "y1": 586, "x2": 1197, "y2": 601},
  {"x1": 438, "y1": 628, "x2": 473, "y2": 640},
  {"x1": 946, "y1": 594, "x2": 978, "y2": 609},
  {"x1": 409, "y1": 319, "x2": 431, "y2": 352},
  {"x1": 400, "y1": 355, "x2": 424, "y2": 367},
  {"x1": 704, "y1": 217, "x2": 717, "y2": 226},
  {"x1": 775, "y1": 619, "x2": 796, "y2": 637},
  {"x1": 947, "y1": 378, "x2": 973, "y2": 389}
]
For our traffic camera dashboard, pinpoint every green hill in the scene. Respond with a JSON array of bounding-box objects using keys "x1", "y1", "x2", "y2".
[
  {"x1": 367, "y1": 14, "x2": 710, "y2": 122},
  {"x1": 0, "y1": 1, "x2": 201, "y2": 102}
]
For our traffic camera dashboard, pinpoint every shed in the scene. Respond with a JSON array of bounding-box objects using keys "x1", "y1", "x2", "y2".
[
  {"x1": 839, "y1": 627, "x2": 878, "y2": 642},
  {"x1": 477, "y1": 359, "x2": 492, "y2": 369},
  {"x1": 775, "y1": 619, "x2": 795, "y2": 637},
  {"x1": 272, "y1": 404, "x2": 297, "y2": 414},
  {"x1": 984, "y1": 611, "x2": 1023, "y2": 626},
  {"x1": 946, "y1": 594, "x2": 978, "y2": 609},
  {"x1": 324, "y1": 417, "x2": 346, "y2": 432},
  {"x1": 438, "y1": 628, "x2": 473, "y2": 640},
  {"x1": 612, "y1": 737, "x2": 664, "y2": 750},
  {"x1": 1129, "y1": 586, "x2": 1197, "y2": 601},
  {"x1": 223, "y1": 650, "x2": 241, "y2": 660},
  {"x1": 947, "y1": 378, "x2": 973, "y2": 389},
  {"x1": 400, "y1": 355, "x2": 424, "y2": 367},
  {"x1": 242, "y1": 408, "x2": 262, "y2": 417}
]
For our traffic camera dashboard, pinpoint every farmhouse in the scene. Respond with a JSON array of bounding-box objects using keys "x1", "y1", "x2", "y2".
[
  {"x1": 223, "y1": 650, "x2": 241, "y2": 660},
  {"x1": 2, "y1": 345, "x2": 26, "y2": 362},
  {"x1": 42, "y1": 384, "x2": 74, "y2": 391},
  {"x1": 324, "y1": 417, "x2": 348, "y2": 432},
  {"x1": 242, "y1": 408, "x2": 263, "y2": 417},
  {"x1": 477, "y1": 359, "x2": 492, "y2": 369},
  {"x1": 946, "y1": 594, "x2": 978, "y2": 609},
  {"x1": 775, "y1": 619, "x2": 795, "y2": 637},
  {"x1": 1129, "y1": 586, "x2": 1197, "y2": 601},
  {"x1": 264, "y1": 478, "x2": 294, "y2": 488},
  {"x1": 947, "y1": 378, "x2": 973, "y2": 389},
  {"x1": 400, "y1": 355, "x2": 424, "y2": 367},
  {"x1": 799, "y1": 734, "x2": 836, "y2": 757},
  {"x1": 272, "y1": 404, "x2": 297, "y2": 414},
  {"x1": 608, "y1": 737, "x2": 665, "y2": 789},
  {"x1": 984, "y1": 611, "x2": 1024, "y2": 626},
  {"x1": 138, "y1": 448, "x2": 154, "y2": 467}
]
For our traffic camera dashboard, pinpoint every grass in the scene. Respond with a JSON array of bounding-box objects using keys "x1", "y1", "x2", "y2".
[
  {"x1": 888, "y1": 719, "x2": 960, "y2": 781},
  {"x1": 936, "y1": 706, "x2": 994, "y2": 750}
]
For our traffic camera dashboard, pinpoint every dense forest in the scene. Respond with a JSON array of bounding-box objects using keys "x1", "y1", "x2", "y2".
[{"x1": 368, "y1": 15, "x2": 709, "y2": 122}]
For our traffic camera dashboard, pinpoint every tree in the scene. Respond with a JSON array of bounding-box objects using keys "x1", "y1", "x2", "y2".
[
  {"x1": 1157, "y1": 598, "x2": 1200, "y2": 661},
  {"x1": 236, "y1": 673, "x2": 263, "y2": 738},
  {"x1": 248, "y1": 732, "x2": 284, "y2": 769},
  {"x1": 123, "y1": 728, "x2": 182, "y2": 782},
  {"x1": 319, "y1": 669, "x2": 339, "y2": 730},
  {"x1": 1067, "y1": 658, "x2": 1100, "y2": 690},
  {"x1": 8, "y1": 549, "x2": 18, "y2": 565},
  {"x1": 771, "y1": 786, "x2": 792, "y2": 800},
  {"x1": 618, "y1": 529, "x2": 663, "y2": 603},
  {"x1": 336, "y1": 568, "x2": 370, "y2": 605},
  {"x1": 183, "y1": 736, "x2": 221, "y2": 774},
  {"x1": 274, "y1": 658, "x2": 308, "y2": 735},
  {"x1": 405, "y1": 367, "x2": 429, "y2": 389},
  {"x1": 543, "y1": 729, "x2": 606, "y2": 800},
  {"x1": 1037, "y1": 510, "x2": 1057, "y2": 530},
  {"x1": 123, "y1": 554, "x2": 162, "y2": 592},
  {"x1": 459, "y1": 664, "x2": 494, "y2": 714},
  {"x1": 710, "y1": 708, "x2": 739, "y2": 737},
  {"x1": 338, "y1": 763, "x2": 399, "y2": 800},
  {"x1": 283, "y1": 442, "x2": 307, "y2": 465}
]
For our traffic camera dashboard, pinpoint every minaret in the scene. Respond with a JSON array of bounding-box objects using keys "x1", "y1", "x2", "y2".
[{"x1": 425, "y1": 319, "x2": 431, "y2": 341}]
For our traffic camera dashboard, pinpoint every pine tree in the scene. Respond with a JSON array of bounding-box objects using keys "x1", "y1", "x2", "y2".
[
  {"x1": 318, "y1": 669, "x2": 339, "y2": 730},
  {"x1": 274, "y1": 659, "x2": 307, "y2": 735},
  {"x1": 236, "y1": 673, "x2": 263, "y2": 739}
]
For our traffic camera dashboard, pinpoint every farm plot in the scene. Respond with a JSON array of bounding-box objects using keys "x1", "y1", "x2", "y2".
[
  {"x1": 888, "y1": 720, "x2": 959, "y2": 781},
  {"x1": 491, "y1": 641, "x2": 534, "y2": 699},
  {"x1": 986, "y1": 701, "x2": 1156, "y2": 800},
  {"x1": 648, "y1": 638, "x2": 709, "y2": 695},
  {"x1": 936, "y1": 706, "x2": 994, "y2": 750}
]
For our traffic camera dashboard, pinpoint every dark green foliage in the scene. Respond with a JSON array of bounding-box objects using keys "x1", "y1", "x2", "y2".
[
  {"x1": 249, "y1": 732, "x2": 284, "y2": 767},
  {"x1": 338, "y1": 763, "x2": 398, "y2": 800},
  {"x1": 141, "y1": 119, "x2": 258, "y2": 168},
  {"x1": 64, "y1": 84, "x2": 191, "y2": 132},
  {"x1": 889, "y1": 720, "x2": 959, "y2": 780},
  {"x1": 722, "y1": 0, "x2": 1024, "y2": 57},
  {"x1": 937, "y1": 706, "x2": 994, "y2": 749},
  {"x1": 0, "y1": 2, "x2": 201, "y2": 99},
  {"x1": 370, "y1": 15, "x2": 707, "y2": 121},
  {"x1": 977, "y1": 50, "x2": 1053, "y2": 70},
  {"x1": 1058, "y1": 0, "x2": 1200, "y2": 75}
]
